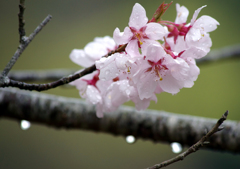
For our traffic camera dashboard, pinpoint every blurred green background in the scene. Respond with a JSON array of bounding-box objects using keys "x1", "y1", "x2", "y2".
[{"x1": 0, "y1": 0, "x2": 240, "y2": 169}]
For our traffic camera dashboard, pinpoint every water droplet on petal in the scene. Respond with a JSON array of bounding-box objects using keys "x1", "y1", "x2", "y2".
[
  {"x1": 20, "y1": 120, "x2": 31, "y2": 130},
  {"x1": 126, "y1": 135, "x2": 136, "y2": 144},
  {"x1": 170, "y1": 142, "x2": 182, "y2": 153},
  {"x1": 105, "y1": 70, "x2": 110, "y2": 75},
  {"x1": 209, "y1": 24, "x2": 213, "y2": 27},
  {"x1": 126, "y1": 89, "x2": 130, "y2": 95}
]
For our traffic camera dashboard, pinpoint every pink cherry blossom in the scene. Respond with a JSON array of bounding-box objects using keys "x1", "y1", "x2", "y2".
[
  {"x1": 132, "y1": 44, "x2": 190, "y2": 99},
  {"x1": 113, "y1": 3, "x2": 167, "y2": 56},
  {"x1": 70, "y1": 36, "x2": 116, "y2": 67},
  {"x1": 69, "y1": 3, "x2": 219, "y2": 118}
]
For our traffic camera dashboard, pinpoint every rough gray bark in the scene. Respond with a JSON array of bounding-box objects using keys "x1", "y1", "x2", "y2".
[{"x1": 1, "y1": 88, "x2": 239, "y2": 153}]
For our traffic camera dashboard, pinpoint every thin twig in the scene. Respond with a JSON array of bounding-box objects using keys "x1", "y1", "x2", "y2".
[
  {"x1": 18, "y1": 0, "x2": 26, "y2": 43},
  {"x1": 146, "y1": 111, "x2": 229, "y2": 169},
  {"x1": 0, "y1": 15, "x2": 52, "y2": 78},
  {"x1": 0, "y1": 44, "x2": 127, "y2": 91}
]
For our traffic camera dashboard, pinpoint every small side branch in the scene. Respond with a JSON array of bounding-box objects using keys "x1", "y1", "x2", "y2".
[
  {"x1": 146, "y1": 111, "x2": 229, "y2": 169},
  {"x1": 0, "y1": 44, "x2": 126, "y2": 91},
  {"x1": 18, "y1": 0, "x2": 26, "y2": 43},
  {"x1": 0, "y1": 15, "x2": 52, "y2": 78}
]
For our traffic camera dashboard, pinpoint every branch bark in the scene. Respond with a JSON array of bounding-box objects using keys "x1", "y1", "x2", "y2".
[
  {"x1": 146, "y1": 111, "x2": 228, "y2": 169},
  {"x1": 1, "y1": 88, "x2": 239, "y2": 154}
]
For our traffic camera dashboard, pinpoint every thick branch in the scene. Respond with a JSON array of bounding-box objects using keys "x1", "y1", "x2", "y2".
[
  {"x1": 0, "y1": 88, "x2": 239, "y2": 153},
  {"x1": 146, "y1": 111, "x2": 228, "y2": 169}
]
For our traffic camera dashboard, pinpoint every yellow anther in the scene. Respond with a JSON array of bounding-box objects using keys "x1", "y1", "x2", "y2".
[
  {"x1": 127, "y1": 67, "x2": 131, "y2": 73},
  {"x1": 157, "y1": 70, "x2": 163, "y2": 81}
]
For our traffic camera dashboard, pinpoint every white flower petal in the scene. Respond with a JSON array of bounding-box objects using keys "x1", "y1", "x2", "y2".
[
  {"x1": 96, "y1": 54, "x2": 120, "y2": 81},
  {"x1": 86, "y1": 85, "x2": 102, "y2": 104},
  {"x1": 94, "y1": 36, "x2": 116, "y2": 50},
  {"x1": 158, "y1": 71, "x2": 182, "y2": 94},
  {"x1": 69, "y1": 49, "x2": 94, "y2": 67},
  {"x1": 137, "y1": 72, "x2": 157, "y2": 100},
  {"x1": 190, "y1": 5, "x2": 207, "y2": 25},
  {"x1": 175, "y1": 3, "x2": 189, "y2": 24},
  {"x1": 126, "y1": 39, "x2": 140, "y2": 56},
  {"x1": 84, "y1": 42, "x2": 108, "y2": 60},
  {"x1": 145, "y1": 23, "x2": 167, "y2": 40},
  {"x1": 129, "y1": 3, "x2": 148, "y2": 30},
  {"x1": 194, "y1": 15, "x2": 219, "y2": 32},
  {"x1": 145, "y1": 43, "x2": 165, "y2": 62},
  {"x1": 113, "y1": 27, "x2": 132, "y2": 45}
]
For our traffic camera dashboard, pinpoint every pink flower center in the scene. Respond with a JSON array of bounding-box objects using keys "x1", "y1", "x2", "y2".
[
  {"x1": 147, "y1": 59, "x2": 168, "y2": 81},
  {"x1": 130, "y1": 26, "x2": 148, "y2": 47},
  {"x1": 82, "y1": 72, "x2": 99, "y2": 88}
]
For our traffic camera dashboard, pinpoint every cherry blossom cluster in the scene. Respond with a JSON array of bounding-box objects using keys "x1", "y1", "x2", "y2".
[{"x1": 69, "y1": 3, "x2": 219, "y2": 118}]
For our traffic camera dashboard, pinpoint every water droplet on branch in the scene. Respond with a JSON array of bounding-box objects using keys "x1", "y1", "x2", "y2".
[
  {"x1": 125, "y1": 135, "x2": 136, "y2": 144},
  {"x1": 20, "y1": 120, "x2": 31, "y2": 130},
  {"x1": 170, "y1": 142, "x2": 182, "y2": 153}
]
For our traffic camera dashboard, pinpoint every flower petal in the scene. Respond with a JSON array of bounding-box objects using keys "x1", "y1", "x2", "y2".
[
  {"x1": 113, "y1": 27, "x2": 132, "y2": 45},
  {"x1": 145, "y1": 22, "x2": 167, "y2": 40},
  {"x1": 158, "y1": 71, "x2": 183, "y2": 94},
  {"x1": 137, "y1": 72, "x2": 157, "y2": 100},
  {"x1": 96, "y1": 54, "x2": 120, "y2": 81},
  {"x1": 85, "y1": 85, "x2": 102, "y2": 104},
  {"x1": 175, "y1": 3, "x2": 189, "y2": 24},
  {"x1": 145, "y1": 43, "x2": 166, "y2": 62},
  {"x1": 190, "y1": 5, "x2": 206, "y2": 25},
  {"x1": 84, "y1": 41, "x2": 108, "y2": 60},
  {"x1": 194, "y1": 15, "x2": 219, "y2": 32},
  {"x1": 125, "y1": 39, "x2": 140, "y2": 56},
  {"x1": 129, "y1": 3, "x2": 148, "y2": 30},
  {"x1": 69, "y1": 49, "x2": 94, "y2": 67}
]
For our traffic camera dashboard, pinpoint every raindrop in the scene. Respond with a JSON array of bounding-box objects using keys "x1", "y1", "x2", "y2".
[
  {"x1": 125, "y1": 135, "x2": 136, "y2": 144},
  {"x1": 126, "y1": 89, "x2": 130, "y2": 95},
  {"x1": 20, "y1": 120, "x2": 31, "y2": 130},
  {"x1": 170, "y1": 142, "x2": 182, "y2": 153},
  {"x1": 105, "y1": 70, "x2": 110, "y2": 75},
  {"x1": 209, "y1": 24, "x2": 213, "y2": 27}
]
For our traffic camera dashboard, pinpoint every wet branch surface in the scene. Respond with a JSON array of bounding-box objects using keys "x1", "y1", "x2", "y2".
[{"x1": 1, "y1": 88, "x2": 239, "y2": 154}]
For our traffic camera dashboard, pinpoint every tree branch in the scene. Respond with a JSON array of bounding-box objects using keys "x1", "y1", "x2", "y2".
[
  {"x1": 1, "y1": 44, "x2": 239, "y2": 83},
  {"x1": 1, "y1": 88, "x2": 239, "y2": 153},
  {"x1": 146, "y1": 111, "x2": 228, "y2": 169},
  {"x1": 7, "y1": 69, "x2": 76, "y2": 82},
  {"x1": 0, "y1": 15, "x2": 52, "y2": 79},
  {"x1": 0, "y1": 44, "x2": 126, "y2": 91},
  {"x1": 197, "y1": 44, "x2": 240, "y2": 64},
  {"x1": 18, "y1": 0, "x2": 26, "y2": 43}
]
